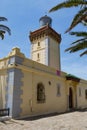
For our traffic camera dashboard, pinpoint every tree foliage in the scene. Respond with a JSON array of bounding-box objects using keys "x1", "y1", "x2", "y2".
[
  {"x1": 49, "y1": 0, "x2": 87, "y2": 56},
  {"x1": 0, "y1": 17, "x2": 11, "y2": 40}
]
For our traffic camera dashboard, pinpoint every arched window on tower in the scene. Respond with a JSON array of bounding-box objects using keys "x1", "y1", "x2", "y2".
[{"x1": 37, "y1": 83, "x2": 45, "y2": 103}]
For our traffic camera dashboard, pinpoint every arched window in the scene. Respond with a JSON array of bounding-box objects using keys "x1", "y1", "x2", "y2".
[{"x1": 37, "y1": 83, "x2": 45, "y2": 103}]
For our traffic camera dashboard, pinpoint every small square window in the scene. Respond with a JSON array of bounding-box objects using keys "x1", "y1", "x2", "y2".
[
  {"x1": 38, "y1": 42, "x2": 40, "y2": 46},
  {"x1": 37, "y1": 42, "x2": 41, "y2": 49},
  {"x1": 48, "y1": 81, "x2": 51, "y2": 85}
]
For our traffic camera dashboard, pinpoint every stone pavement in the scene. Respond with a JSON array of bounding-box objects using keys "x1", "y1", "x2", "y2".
[{"x1": 0, "y1": 111, "x2": 87, "y2": 130}]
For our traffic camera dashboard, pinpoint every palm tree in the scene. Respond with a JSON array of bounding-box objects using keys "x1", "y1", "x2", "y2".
[
  {"x1": 0, "y1": 17, "x2": 11, "y2": 40},
  {"x1": 49, "y1": 0, "x2": 87, "y2": 56},
  {"x1": 65, "y1": 31, "x2": 87, "y2": 56}
]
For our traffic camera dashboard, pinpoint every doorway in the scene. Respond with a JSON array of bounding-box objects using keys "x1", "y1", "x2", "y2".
[{"x1": 69, "y1": 87, "x2": 73, "y2": 109}]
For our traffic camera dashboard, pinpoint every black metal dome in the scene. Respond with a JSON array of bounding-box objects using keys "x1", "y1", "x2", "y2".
[{"x1": 39, "y1": 15, "x2": 52, "y2": 27}]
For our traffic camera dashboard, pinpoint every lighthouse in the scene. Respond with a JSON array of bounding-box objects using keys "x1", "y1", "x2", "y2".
[{"x1": 29, "y1": 15, "x2": 61, "y2": 70}]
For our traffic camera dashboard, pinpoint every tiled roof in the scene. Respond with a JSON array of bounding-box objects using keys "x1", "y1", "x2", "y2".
[{"x1": 66, "y1": 74, "x2": 80, "y2": 82}]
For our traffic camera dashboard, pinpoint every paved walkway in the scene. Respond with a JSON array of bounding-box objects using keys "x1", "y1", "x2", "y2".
[{"x1": 0, "y1": 111, "x2": 87, "y2": 130}]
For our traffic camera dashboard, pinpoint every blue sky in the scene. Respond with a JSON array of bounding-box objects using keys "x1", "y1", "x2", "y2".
[{"x1": 0, "y1": 0, "x2": 87, "y2": 80}]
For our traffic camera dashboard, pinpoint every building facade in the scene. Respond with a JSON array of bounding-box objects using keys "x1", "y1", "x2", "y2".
[{"x1": 0, "y1": 16, "x2": 87, "y2": 118}]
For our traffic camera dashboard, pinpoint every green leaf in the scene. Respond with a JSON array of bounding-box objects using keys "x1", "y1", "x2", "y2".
[
  {"x1": 70, "y1": 31, "x2": 87, "y2": 37},
  {"x1": 80, "y1": 50, "x2": 87, "y2": 56},
  {"x1": 0, "y1": 25, "x2": 11, "y2": 35},
  {"x1": 49, "y1": 0, "x2": 87, "y2": 12},
  {"x1": 65, "y1": 8, "x2": 87, "y2": 32},
  {"x1": 0, "y1": 31, "x2": 5, "y2": 40},
  {"x1": 0, "y1": 17, "x2": 7, "y2": 21},
  {"x1": 65, "y1": 40, "x2": 87, "y2": 53}
]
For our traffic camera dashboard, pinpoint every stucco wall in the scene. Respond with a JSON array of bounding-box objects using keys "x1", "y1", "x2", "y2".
[
  {"x1": 0, "y1": 72, "x2": 7, "y2": 109},
  {"x1": 20, "y1": 70, "x2": 33, "y2": 117},
  {"x1": 20, "y1": 60, "x2": 67, "y2": 117},
  {"x1": 31, "y1": 37, "x2": 47, "y2": 64},
  {"x1": 0, "y1": 48, "x2": 87, "y2": 119},
  {"x1": 77, "y1": 80, "x2": 87, "y2": 109},
  {"x1": 31, "y1": 73, "x2": 67, "y2": 115},
  {"x1": 0, "y1": 58, "x2": 9, "y2": 109},
  {"x1": 48, "y1": 37, "x2": 60, "y2": 70},
  {"x1": 31, "y1": 36, "x2": 61, "y2": 70}
]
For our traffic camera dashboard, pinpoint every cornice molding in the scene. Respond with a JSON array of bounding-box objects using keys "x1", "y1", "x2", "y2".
[{"x1": 29, "y1": 25, "x2": 61, "y2": 43}]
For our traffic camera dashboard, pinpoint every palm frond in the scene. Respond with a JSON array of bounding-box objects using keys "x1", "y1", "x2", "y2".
[
  {"x1": 69, "y1": 31, "x2": 87, "y2": 45},
  {"x1": 70, "y1": 31, "x2": 87, "y2": 37},
  {"x1": 66, "y1": 7, "x2": 87, "y2": 33},
  {"x1": 80, "y1": 50, "x2": 87, "y2": 56},
  {"x1": 0, "y1": 25, "x2": 11, "y2": 35},
  {"x1": 49, "y1": 0, "x2": 87, "y2": 12},
  {"x1": 65, "y1": 11, "x2": 87, "y2": 32},
  {"x1": 72, "y1": 7, "x2": 87, "y2": 24},
  {"x1": 71, "y1": 38, "x2": 87, "y2": 44},
  {"x1": 65, "y1": 40, "x2": 87, "y2": 53},
  {"x1": 0, "y1": 17, "x2": 7, "y2": 21},
  {"x1": 0, "y1": 31, "x2": 5, "y2": 39},
  {"x1": 82, "y1": 14, "x2": 87, "y2": 25}
]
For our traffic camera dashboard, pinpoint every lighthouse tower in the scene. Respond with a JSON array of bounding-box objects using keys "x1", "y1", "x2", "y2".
[{"x1": 29, "y1": 15, "x2": 61, "y2": 70}]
